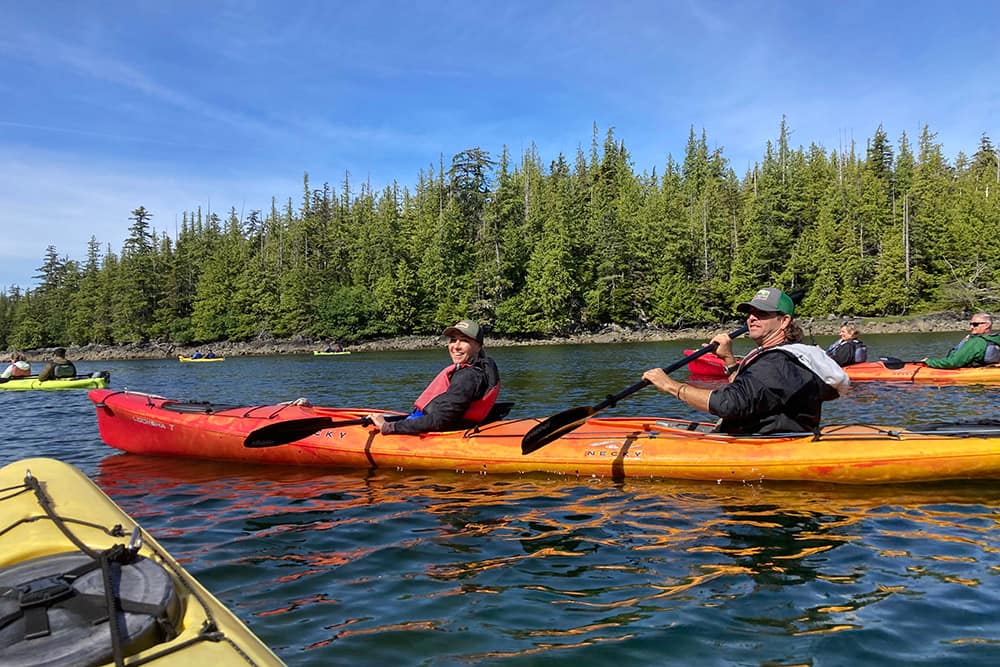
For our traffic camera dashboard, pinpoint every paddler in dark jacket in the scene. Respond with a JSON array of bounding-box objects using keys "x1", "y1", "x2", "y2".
[
  {"x1": 826, "y1": 321, "x2": 868, "y2": 367},
  {"x1": 368, "y1": 319, "x2": 501, "y2": 434},
  {"x1": 643, "y1": 287, "x2": 849, "y2": 435},
  {"x1": 37, "y1": 347, "x2": 78, "y2": 382}
]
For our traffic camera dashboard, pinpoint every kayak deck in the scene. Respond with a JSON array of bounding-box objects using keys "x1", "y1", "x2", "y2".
[{"x1": 0, "y1": 457, "x2": 283, "y2": 666}]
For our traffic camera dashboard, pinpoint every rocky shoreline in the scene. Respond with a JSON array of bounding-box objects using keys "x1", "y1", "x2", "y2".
[{"x1": 7, "y1": 312, "x2": 973, "y2": 362}]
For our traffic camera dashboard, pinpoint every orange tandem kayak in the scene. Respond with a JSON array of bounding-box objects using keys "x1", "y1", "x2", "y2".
[
  {"x1": 844, "y1": 360, "x2": 1000, "y2": 384},
  {"x1": 89, "y1": 388, "x2": 1000, "y2": 484},
  {"x1": 684, "y1": 353, "x2": 1000, "y2": 385}
]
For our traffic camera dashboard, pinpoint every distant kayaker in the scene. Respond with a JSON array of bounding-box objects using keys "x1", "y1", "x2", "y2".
[
  {"x1": 1, "y1": 352, "x2": 31, "y2": 379},
  {"x1": 37, "y1": 347, "x2": 77, "y2": 381},
  {"x1": 191, "y1": 351, "x2": 203, "y2": 359},
  {"x1": 922, "y1": 313, "x2": 1000, "y2": 368},
  {"x1": 826, "y1": 321, "x2": 868, "y2": 367},
  {"x1": 367, "y1": 319, "x2": 501, "y2": 434},
  {"x1": 642, "y1": 287, "x2": 849, "y2": 435}
]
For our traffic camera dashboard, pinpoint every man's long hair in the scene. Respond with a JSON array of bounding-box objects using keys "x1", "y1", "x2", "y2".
[{"x1": 785, "y1": 320, "x2": 805, "y2": 344}]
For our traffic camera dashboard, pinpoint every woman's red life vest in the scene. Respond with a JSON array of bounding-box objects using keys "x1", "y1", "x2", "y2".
[
  {"x1": 413, "y1": 363, "x2": 501, "y2": 423},
  {"x1": 10, "y1": 362, "x2": 31, "y2": 378}
]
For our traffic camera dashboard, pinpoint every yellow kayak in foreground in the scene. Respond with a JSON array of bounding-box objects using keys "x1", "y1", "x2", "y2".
[{"x1": 0, "y1": 457, "x2": 283, "y2": 666}]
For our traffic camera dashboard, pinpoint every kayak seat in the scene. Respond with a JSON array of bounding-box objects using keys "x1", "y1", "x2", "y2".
[
  {"x1": 655, "y1": 419, "x2": 714, "y2": 433},
  {"x1": 478, "y1": 401, "x2": 514, "y2": 425}
]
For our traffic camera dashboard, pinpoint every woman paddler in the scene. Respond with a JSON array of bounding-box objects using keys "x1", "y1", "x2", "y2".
[{"x1": 367, "y1": 319, "x2": 501, "y2": 434}]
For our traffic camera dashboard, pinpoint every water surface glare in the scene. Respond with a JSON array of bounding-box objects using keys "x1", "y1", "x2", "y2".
[{"x1": 4, "y1": 332, "x2": 1000, "y2": 665}]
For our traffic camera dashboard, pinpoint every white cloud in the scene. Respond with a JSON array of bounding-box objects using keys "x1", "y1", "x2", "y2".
[{"x1": 0, "y1": 146, "x2": 299, "y2": 289}]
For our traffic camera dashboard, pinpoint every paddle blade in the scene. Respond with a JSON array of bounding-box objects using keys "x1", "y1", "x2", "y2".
[
  {"x1": 243, "y1": 417, "x2": 339, "y2": 448},
  {"x1": 521, "y1": 405, "x2": 595, "y2": 455},
  {"x1": 879, "y1": 357, "x2": 917, "y2": 370}
]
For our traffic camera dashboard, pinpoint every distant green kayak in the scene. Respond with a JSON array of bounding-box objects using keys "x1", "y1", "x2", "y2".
[{"x1": 0, "y1": 373, "x2": 110, "y2": 391}]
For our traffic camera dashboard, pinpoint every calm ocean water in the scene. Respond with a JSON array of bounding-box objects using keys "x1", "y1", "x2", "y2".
[{"x1": 4, "y1": 331, "x2": 1000, "y2": 665}]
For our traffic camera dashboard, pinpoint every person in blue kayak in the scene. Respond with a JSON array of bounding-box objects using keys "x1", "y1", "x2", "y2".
[
  {"x1": 1, "y1": 352, "x2": 31, "y2": 379},
  {"x1": 826, "y1": 321, "x2": 868, "y2": 367},
  {"x1": 37, "y1": 348, "x2": 77, "y2": 381},
  {"x1": 205, "y1": 351, "x2": 216, "y2": 359},
  {"x1": 922, "y1": 313, "x2": 1000, "y2": 368},
  {"x1": 191, "y1": 351, "x2": 203, "y2": 359},
  {"x1": 642, "y1": 287, "x2": 849, "y2": 435},
  {"x1": 367, "y1": 319, "x2": 501, "y2": 434}
]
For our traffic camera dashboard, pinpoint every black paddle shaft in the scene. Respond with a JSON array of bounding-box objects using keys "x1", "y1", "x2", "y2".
[
  {"x1": 593, "y1": 327, "x2": 748, "y2": 412},
  {"x1": 589, "y1": 287, "x2": 804, "y2": 411},
  {"x1": 520, "y1": 325, "x2": 748, "y2": 454},
  {"x1": 521, "y1": 287, "x2": 806, "y2": 455}
]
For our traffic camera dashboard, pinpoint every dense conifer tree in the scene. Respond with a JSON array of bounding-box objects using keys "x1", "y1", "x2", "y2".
[{"x1": 2, "y1": 121, "x2": 998, "y2": 350}]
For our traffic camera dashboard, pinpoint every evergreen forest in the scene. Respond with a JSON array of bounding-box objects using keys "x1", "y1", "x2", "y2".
[{"x1": 2, "y1": 119, "x2": 998, "y2": 350}]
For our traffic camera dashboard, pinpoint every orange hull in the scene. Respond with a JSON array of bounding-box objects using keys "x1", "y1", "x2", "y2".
[{"x1": 89, "y1": 388, "x2": 1000, "y2": 484}]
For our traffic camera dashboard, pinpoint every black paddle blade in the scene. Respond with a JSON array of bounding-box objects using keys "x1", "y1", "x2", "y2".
[
  {"x1": 243, "y1": 417, "x2": 339, "y2": 448},
  {"x1": 521, "y1": 406, "x2": 595, "y2": 455},
  {"x1": 880, "y1": 357, "x2": 910, "y2": 370}
]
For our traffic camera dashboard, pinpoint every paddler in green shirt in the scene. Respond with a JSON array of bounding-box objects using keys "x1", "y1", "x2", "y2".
[{"x1": 923, "y1": 314, "x2": 1000, "y2": 368}]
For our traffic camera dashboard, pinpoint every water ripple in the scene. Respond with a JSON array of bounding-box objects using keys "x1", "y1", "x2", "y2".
[{"x1": 4, "y1": 338, "x2": 1000, "y2": 665}]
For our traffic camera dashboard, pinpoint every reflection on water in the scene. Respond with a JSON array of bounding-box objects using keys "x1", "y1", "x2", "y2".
[
  {"x1": 5, "y1": 333, "x2": 1000, "y2": 666},
  {"x1": 94, "y1": 454, "x2": 1000, "y2": 665}
]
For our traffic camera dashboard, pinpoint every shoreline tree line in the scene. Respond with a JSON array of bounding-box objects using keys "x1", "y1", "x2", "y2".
[{"x1": 1, "y1": 118, "x2": 998, "y2": 350}]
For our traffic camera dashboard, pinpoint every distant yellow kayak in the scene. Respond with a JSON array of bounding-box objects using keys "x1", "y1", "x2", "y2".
[
  {"x1": 313, "y1": 350, "x2": 350, "y2": 356},
  {"x1": 178, "y1": 356, "x2": 224, "y2": 362},
  {"x1": 0, "y1": 457, "x2": 284, "y2": 666}
]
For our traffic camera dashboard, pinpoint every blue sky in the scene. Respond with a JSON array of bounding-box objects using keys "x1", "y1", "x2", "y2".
[{"x1": 2, "y1": 1, "x2": 997, "y2": 290}]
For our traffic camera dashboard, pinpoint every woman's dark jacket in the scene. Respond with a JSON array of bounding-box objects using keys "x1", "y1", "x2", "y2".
[{"x1": 386, "y1": 354, "x2": 500, "y2": 434}]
